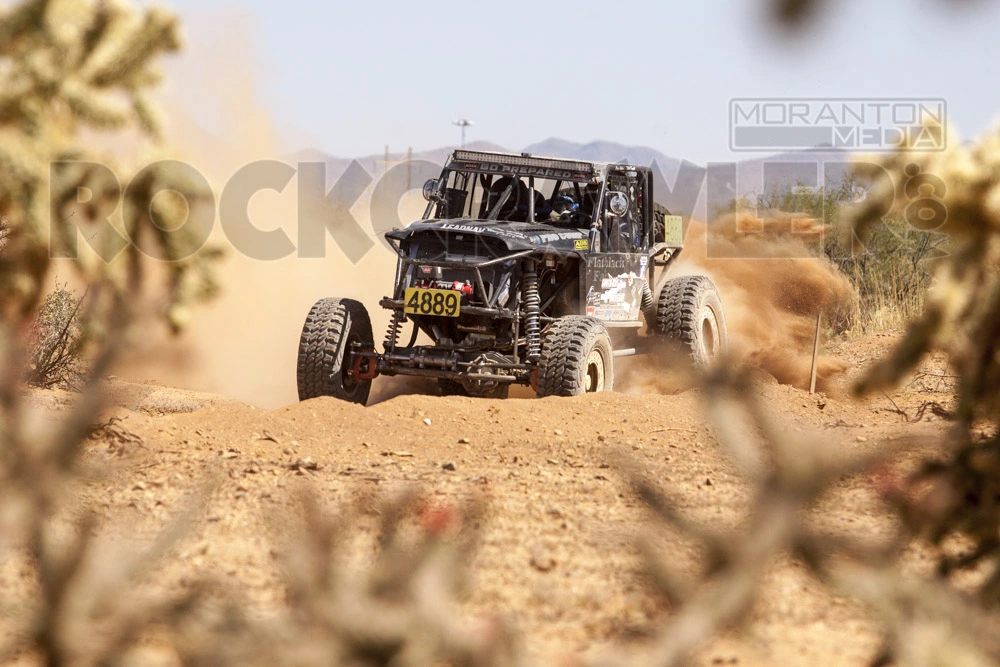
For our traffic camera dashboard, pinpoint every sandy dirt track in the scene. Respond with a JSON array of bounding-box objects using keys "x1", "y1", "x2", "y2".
[{"x1": 5, "y1": 334, "x2": 959, "y2": 665}]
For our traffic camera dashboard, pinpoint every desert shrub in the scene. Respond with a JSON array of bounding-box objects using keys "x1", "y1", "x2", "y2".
[
  {"x1": 23, "y1": 285, "x2": 86, "y2": 389},
  {"x1": 825, "y1": 212, "x2": 941, "y2": 334},
  {"x1": 726, "y1": 179, "x2": 941, "y2": 335}
]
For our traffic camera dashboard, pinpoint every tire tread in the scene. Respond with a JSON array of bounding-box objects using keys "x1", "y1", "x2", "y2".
[
  {"x1": 537, "y1": 316, "x2": 613, "y2": 397},
  {"x1": 296, "y1": 298, "x2": 373, "y2": 404}
]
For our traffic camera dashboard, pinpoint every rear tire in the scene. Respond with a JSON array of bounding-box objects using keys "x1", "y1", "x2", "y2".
[
  {"x1": 536, "y1": 316, "x2": 614, "y2": 397},
  {"x1": 297, "y1": 298, "x2": 373, "y2": 405},
  {"x1": 654, "y1": 275, "x2": 727, "y2": 368}
]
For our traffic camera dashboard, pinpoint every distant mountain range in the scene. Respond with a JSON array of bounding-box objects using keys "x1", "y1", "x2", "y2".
[{"x1": 286, "y1": 138, "x2": 856, "y2": 221}]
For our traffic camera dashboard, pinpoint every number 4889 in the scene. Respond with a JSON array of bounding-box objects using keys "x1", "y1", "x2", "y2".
[{"x1": 404, "y1": 288, "x2": 461, "y2": 318}]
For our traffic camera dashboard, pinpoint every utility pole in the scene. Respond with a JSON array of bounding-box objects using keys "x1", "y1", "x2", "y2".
[
  {"x1": 407, "y1": 146, "x2": 413, "y2": 190},
  {"x1": 452, "y1": 118, "x2": 474, "y2": 148}
]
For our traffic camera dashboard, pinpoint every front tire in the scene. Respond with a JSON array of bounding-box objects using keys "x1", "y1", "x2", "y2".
[
  {"x1": 536, "y1": 316, "x2": 614, "y2": 397},
  {"x1": 297, "y1": 298, "x2": 373, "y2": 405},
  {"x1": 654, "y1": 275, "x2": 728, "y2": 368}
]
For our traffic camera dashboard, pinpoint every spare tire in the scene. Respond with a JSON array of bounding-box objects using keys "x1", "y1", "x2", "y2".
[{"x1": 654, "y1": 275, "x2": 727, "y2": 368}]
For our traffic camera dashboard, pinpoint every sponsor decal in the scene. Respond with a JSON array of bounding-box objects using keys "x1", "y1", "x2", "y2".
[
  {"x1": 438, "y1": 222, "x2": 527, "y2": 240},
  {"x1": 531, "y1": 231, "x2": 586, "y2": 244},
  {"x1": 452, "y1": 160, "x2": 593, "y2": 182},
  {"x1": 583, "y1": 254, "x2": 645, "y2": 322}
]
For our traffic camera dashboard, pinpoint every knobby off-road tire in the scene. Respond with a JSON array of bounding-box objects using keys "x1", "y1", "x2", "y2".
[
  {"x1": 654, "y1": 275, "x2": 728, "y2": 368},
  {"x1": 297, "y1": 298, "x2": 373, "y2": 405},
  {"x1": 536, "y1": 316, "x2": 614, "y2": 397}
]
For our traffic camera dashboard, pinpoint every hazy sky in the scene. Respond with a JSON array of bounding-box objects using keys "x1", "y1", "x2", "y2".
[{"x1": 166, "y1": 0, "x2": 1000, "y2": 164}]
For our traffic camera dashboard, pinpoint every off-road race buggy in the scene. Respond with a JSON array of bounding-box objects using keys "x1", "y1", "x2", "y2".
[{"x1": 297, "y1": 150, "x2": 727, "y2": 404}]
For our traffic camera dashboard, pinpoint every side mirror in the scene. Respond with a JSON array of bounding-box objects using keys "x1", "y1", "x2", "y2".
[
  {"x1": 422, "y1": 179, "x2": 441, "y2": 201},
  {"x1": 608, "y1": 192, "x2": 629, "y2": 217}
]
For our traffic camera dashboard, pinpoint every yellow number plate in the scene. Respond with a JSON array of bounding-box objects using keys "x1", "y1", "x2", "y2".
[
  {"x1": 663, "y1": 215, "x2": 684, "y2": 244},
  {"x1": 404, "y1": 288, "x2": 462, "y2": 317}
]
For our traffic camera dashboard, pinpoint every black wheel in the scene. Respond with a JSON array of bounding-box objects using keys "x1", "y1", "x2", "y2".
[
  {"x1": 297, "y1": 298, "x2": 373, "y2": 404},
  {"x1": 536, "y1": 316, "x2": 614, "y2": 397},
  {"x1": 654, "y1": 275, "x2": 728, "y2": 368}
]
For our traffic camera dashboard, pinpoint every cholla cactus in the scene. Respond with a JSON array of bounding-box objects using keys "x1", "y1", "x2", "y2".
[
  {"x1": 0, "y1": 0, "x2": 219, "y2": 329},
  {"x1": 840, "y1": 126, "x2": 1000, "y2": 607},
  {"x1": 0, "y1": 2, "x2": 222, "y2": 663},
  {"x1": 271, "y1": 490, "x2": 524, "y2": 667},
  {"x1": 599, "y1": 367, "x2": 1000, "y2": 667}
]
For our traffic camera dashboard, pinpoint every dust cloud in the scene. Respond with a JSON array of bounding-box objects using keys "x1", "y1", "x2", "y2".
[
  {"x1": 677, "y1": 214, "x2": 852, "y2": 392},
  {"x1": 616, "y1": 213, "x2": 852, "y2": 396},
  {"x1": 112, "y1": 9, "x2": 416, "y2": 408}
]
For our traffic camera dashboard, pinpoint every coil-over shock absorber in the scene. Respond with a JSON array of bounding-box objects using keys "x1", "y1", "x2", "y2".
[
  {"x1": 522, "y1": 260, "x2": 542, "y2": 360},
  {"x1": 383, "y1": 309, "x2": 404, "y2": 352}
]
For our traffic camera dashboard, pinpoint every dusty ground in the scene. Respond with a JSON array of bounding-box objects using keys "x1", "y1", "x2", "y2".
[{"x1": 10, "y1": 333, "x2": 960, "y2": 665}]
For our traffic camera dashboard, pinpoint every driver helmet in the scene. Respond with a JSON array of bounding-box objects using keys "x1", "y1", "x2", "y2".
[{"x1": 551, "y1": 195, "x2": 579, "y2": 218}]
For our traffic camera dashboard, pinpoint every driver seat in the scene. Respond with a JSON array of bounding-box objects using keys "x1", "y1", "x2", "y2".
[{"x1": 479, "y1": 176, "x2": 527, "y2": 220}]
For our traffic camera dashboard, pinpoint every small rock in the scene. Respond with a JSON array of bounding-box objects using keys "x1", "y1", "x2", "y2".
[
  {"x1": 529, "y1": 546, "x2": 556, "y2": 573},
  {"x1": 565, "y1": 448, "x2": 577, "y2": 457},
  {"x1": 286, "y1": 457, "x2": 320, "y2": 472},
  {"x1": 458, "y1": 437, "x2": 471, "y2": 444},
  {"x1": 546, "y1": 458, "x2": 559, "y2": 465},
  {"x1": 554, "y1": 429, "x2": 564, "y2": 436},
  {"x1": 856, "y1": 435, "x2": 868, "y2": 443},
  {"x1": 705, "y1": 478, "x2": 713, "y2": 486},
  {"x1": 423, "y1": 418, "x2": 432, "y2": 426},
  {"x1": 442, "y1": 462, "x2": 457, "y2": 471}
]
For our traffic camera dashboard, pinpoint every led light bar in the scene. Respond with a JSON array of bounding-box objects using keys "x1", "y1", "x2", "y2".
[{"x1": 449, "y1": 150, "x2": 598, "y2": 182}]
